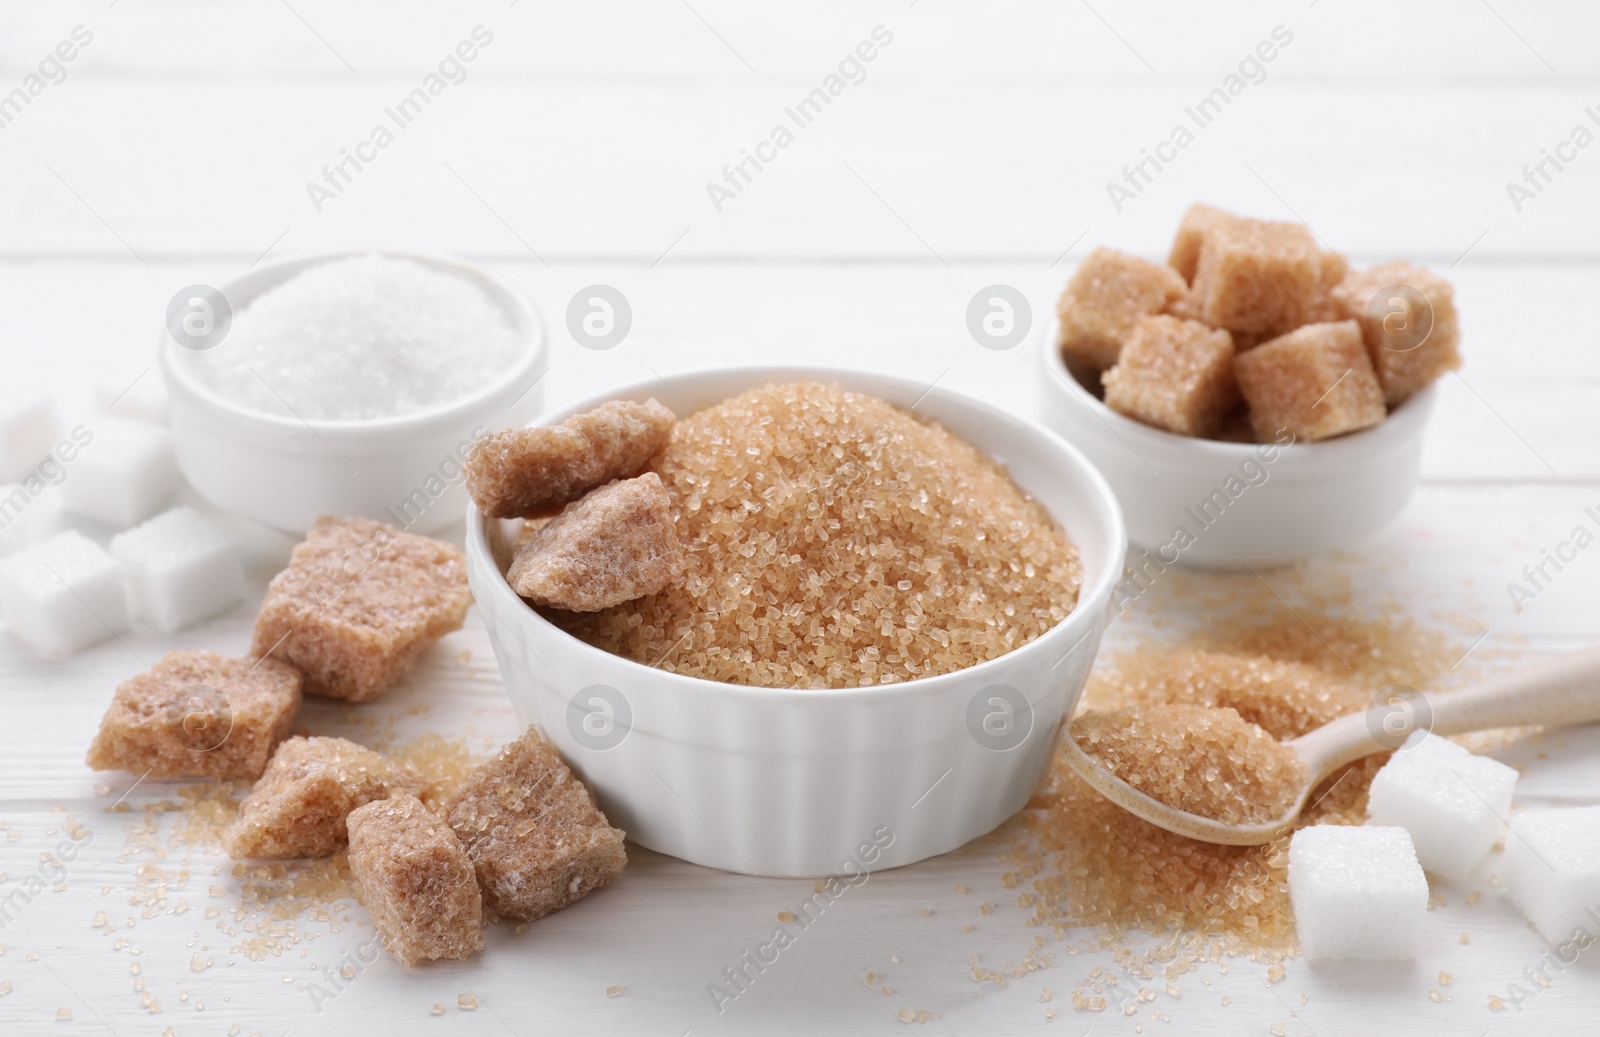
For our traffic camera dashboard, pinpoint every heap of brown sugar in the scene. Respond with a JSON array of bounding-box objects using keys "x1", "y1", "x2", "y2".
[
  {"x1": 1019, "y1": 590, "x2": 1464, "y2": 953},
  {"x1": 553, "y1": 381, "x2": 1082, "y2": 688}
]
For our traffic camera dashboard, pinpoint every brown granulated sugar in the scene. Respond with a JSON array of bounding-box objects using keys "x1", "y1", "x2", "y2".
[
  {"x1": 1016, "y1": 570, "x2": 1467, "y2": 956},
  {"x1": 1072, "y1": 704, "x2": 1308, "y2": 825},
  {"x1": 551, "y1": 382, "x2": 1082, "y2": 688}
]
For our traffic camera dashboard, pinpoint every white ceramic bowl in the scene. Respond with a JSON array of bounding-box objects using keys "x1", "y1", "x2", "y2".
[
  {"x1": 465, "y1": 366, "x2": 1126, "y2": 877},
  {"x1": 161, "y1": 251, "x2": 546, "y2": 534},
  {"x1": 1036, "y1": 317, "x2": 1438, "y2": 569}
]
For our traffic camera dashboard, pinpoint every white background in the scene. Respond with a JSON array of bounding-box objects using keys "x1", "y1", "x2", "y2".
[{"x1": 2, "y1": 1, "x2": 1599, "y2": 1034}]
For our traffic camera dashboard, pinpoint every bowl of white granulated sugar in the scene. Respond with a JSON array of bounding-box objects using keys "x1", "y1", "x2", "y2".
[{"x1": 161, "y1": 251, "x2": 546, "y2": 534}]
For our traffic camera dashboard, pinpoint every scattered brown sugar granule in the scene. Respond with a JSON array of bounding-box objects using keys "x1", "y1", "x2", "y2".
[
  {"x1": 1235, "y1": 320, "x2": 1387, "y2": 442},
  {"x1": 224, "y1": 736, "x2": 424, "y2": 859},
  {"x1": 1020, "y1": 595, "x2": 1465, "y2": 952},
  {"x1": 1102, "y1": 315, "x2": 1239, "y2": 437},
  {"x1": 506, "y1": 473, "x2": 683, "y2": 612},
  {"x1": 386, "y1": 733, "x2": 486, "y2": 812},
  {"x1": 1331, "y1": 260, "x2": 1461, "y2": 406},
  {"x1": 86, "y1": 651, "x2": 302, "y2": 781},
  {"x1": 250, "y1": 516, "x2": 472, "y2": 702},
  {"x1": 443, "y1": 728, "x2": 626, "y2": 922},
  {"x1": 1057, "y1": 247, "x2": 1187, "y2": 373},
  {"x1": 553, "y1": 382, "x2": 1082, "y2": 688},
  {"x1": 1072, "y1": 705, "x2": 1308, "y2": 825},
  {"x1": 466, "y1": 399, "x2": 675, "y2": 519},
  {"x1": 347, "y1": 793, "x2": 483, "y2": 966}
]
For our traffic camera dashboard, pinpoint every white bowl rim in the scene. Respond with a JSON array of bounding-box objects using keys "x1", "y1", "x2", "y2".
[
  {"x1": 465, "y1": 363, "x2": 1127, "y2": 706},
  {"x1": 159, "y1": 248, "x2": 546, "y2": 436},
  {"x1": 1038, "y1": 312, "x2": 1441, "y2": 466}
]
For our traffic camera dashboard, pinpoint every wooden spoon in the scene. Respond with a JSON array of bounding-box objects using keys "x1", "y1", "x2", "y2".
[{"x1": 1059, "y1": 646, "x2": 1600, "y2": 846}]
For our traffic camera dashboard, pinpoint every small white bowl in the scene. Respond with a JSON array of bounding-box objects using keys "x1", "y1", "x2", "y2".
[
  {"x1": 465, "y1": 366, "x2": 1126, "y2": 877},
  {"x1": 1036, "y1": 317, "x2": 1438, "y2": 569},
  {"x1": 161, "y1": 251, "x2": 546, "y2": 535}
]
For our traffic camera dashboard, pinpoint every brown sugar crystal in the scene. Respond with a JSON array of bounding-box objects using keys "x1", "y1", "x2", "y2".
[
  {"x1": 224, "y1": 737, "x2": 424, "y2": 859},
  {"x1": 1102, "y1": 315, "x2": 1239, "y2": 437},
  {"x1": 1058, "y1": 247, "x2": 1187, "y2": 373},
  {"x1": 1189, "y1": 213, "x2": 1332, "y2": 336},
  {"x1": 250, "y1": 516, "x2": 472, "y2": 702},
  {"x1": 506, "y1": 473, "x2": 683, "y2": 612},
  {"x1": 552, "y1": 382, "x2": 1082, "y2": 688},
  {"x1": 86, "y1": 651, "x2": 301, "y2": 781},
  {"x1": 466, "y1": 399, "x2": 676, "y2": 519},
  {"x1": 347, "y1": 792, "x2": 484, "y2": 966},
  {"x1": 1331, "y1": 261, "x2": 1461, "y2": 406},
  {"x1": 1072, "y1": 704, "x2": 1309, "y2": 825},
  {"x1": 1235, "y1": 321, "x2": 1386, "y2": 442},
  {"x1": 443, "y1": 729, "x2": 627, "y2": 922}
]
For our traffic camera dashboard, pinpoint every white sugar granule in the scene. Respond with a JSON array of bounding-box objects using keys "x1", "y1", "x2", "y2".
[{"x1": 185, "y1": 254, "x2": 520, "y2": 421}]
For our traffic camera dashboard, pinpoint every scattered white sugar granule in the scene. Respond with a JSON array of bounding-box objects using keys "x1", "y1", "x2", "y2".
[{"x1": 184, "y1": 254, "x2": 520, "y2": 422}]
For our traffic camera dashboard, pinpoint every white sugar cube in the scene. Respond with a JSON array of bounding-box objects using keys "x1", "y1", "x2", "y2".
[
  {"x1": 1367, "y1": 731, "x2": 1518, "y2": 881},
  {"x1": 0, "y1": 393, "x2": 63, "y2": 482},
  {"x1": 1288, "y1": 825, "x2": 1428, "y2": 960},
  {"x1": 0, "y1": 483, "x2": 41, "y2": 555},
  {"x1": 0, "y1": 530, "x2": 129, "y2": 658},
  {"x1": 109, "y1": 506, "x2": 244, "y2": 632},
  {"x1": 172, "y1": 482, "x2": 296, "y2": 579},
  {"x1": 60, "y1": 415, "x2": 177, "y2": 528},
  {"x1": 1503, "y1": 806, "x2": 1600, "y2": 943}
]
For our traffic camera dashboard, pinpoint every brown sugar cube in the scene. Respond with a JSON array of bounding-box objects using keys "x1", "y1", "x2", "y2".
[
  {"x1": 1057, "y1": 247, "x2": 1187, "y2": 372},
  {"x1": 1320, "y1": 250, "x2": 1350, "y2": 289},
  {"x1": 1102, "y1": 316, "x2": 1239, "y2": 437},
  {"x1": 86, "y1": 651, "x2": 301, "y2": 781},
  {"x1": 1168, "y1": 202, "x2": 1237, "y2": 283},
  {"x1": 465, "y1": 399, "x2": 675, "y2": 519},
  {"x1": 251, "y1": 516, "x2": 472, "y2": 702},
  {"x1": 1331, "y1": 261, "x2": 1461, "y2": 406},
  {"x1": 1163, "y1": 289, "x2": 1205, "y2": 324},
  {"x1": 444, "y1": 728, "x2": 627, "y2": 922},
  {"x1": 1302, "y1": 250, "x2": 1351, "y2": 328},
  {"x1": 1235, "y1": 320, "x2": 1387, "y2": 442},
  {"x1": 506, "y1": 473, "x2": 683, "y2": 612},
  {"x1": 347, "y1": 793, "x2": 483, "y2": 965},
  {"x1": 1191, "y1": 216, "x2": 1330, "y2": 336},
  {"x1": 224, "y1": 737, "x2": 424, "y2": 859}
]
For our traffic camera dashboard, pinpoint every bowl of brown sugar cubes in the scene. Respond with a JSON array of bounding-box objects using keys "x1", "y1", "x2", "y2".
[
  {"x1": 461, "y1": 366, "x2": 1127, "y2": 877},
  {"x1": 1037, "y1": 203, "x2": 1459, "y2": 570}
]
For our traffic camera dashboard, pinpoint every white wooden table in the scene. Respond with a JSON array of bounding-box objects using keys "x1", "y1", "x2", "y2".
[{"x1": 2, "y1": 2, "x2": 1598, "y2": 1033}]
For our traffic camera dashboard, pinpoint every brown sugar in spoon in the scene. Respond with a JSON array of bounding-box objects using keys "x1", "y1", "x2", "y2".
[{"x1": 1060, "y1": 646, "x2": 1600, "y2": 846}]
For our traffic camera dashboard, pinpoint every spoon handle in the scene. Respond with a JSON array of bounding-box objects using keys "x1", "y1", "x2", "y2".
[
  {"x1": 1294, "y1": 645, "x2": 1600, "y2": 779},
  {"x1": 1426, "y1": 644, "x2": 1600, "y2": 735}
]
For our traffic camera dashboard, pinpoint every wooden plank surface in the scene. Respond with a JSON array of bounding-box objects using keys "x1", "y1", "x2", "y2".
[{"x1": 2, "y1": 2, "x2": 1598, "y2": 1033}]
